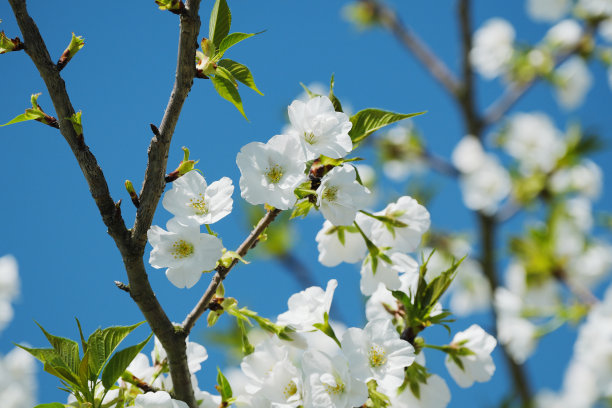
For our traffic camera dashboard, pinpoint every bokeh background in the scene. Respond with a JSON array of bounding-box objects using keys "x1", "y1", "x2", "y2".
[{"x1": 0, "y1": 0, "x2": 611, "y2": 406}]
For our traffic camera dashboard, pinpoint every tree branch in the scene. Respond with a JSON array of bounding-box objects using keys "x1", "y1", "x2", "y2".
[
  {"x1": 182, "y1": 208, "x2": 282, "y2": 334},
  {"x1": 363, "y1": 0, "x2": 462, "y2": 98},
  {"x1": 457, "y1": 0, "x2": 482, "y2": 134},
  {"x1": 132, "y1": 0, "x2": 202, "y2": 250},
  {"x1": 7, "y1": 2, "x2": 203, "y2": 407}
]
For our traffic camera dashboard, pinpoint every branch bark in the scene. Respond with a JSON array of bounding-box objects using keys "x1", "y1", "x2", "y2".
[
  {"x1": 7, "y1": 1, "x2": 203, "y2": 407},
  {"x1": 183, "y1": 208, "x2": 282, "y2": 334},
  {"x1": 363, "y1": 0, "x2": 462, "y2": 98}
]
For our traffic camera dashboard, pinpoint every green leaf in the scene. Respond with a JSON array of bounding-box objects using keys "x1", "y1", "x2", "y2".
[
  {"x1": 0, "y1": 110, "x2": 44, "y2": 127},
  {"x1": 16, "y1": 345, "x2": 80, "y2": 386},
  {"x1": 215, "y1": 65, "x2": 238, "y2": 87},
  {"x1": 217, "y1": 368, "x2": 233, "y2": 401},
  {"x1": 328, "y1": 74, "x2": 343, "y2": 113},
  {"x1": 299, "y1": 82, "x2": 320, "y2": 99},
  {"x1": 217, "y1": 32, "x2": 255, "y2": 58},
  {"x1": 290, "y1": 200, "x2": 314, "y2": 219},
  {"x1": 312, "y1": 312, "x2": 340, "y2": 347},
  {"x1": 33, "y1": 403, "x2": 66, "y2": 408},
  {"x1": 101, "y1": 333, "x2": 152, "y2": 389},
  {"x1": 35, "y1": 322, "x2": 81, "y2": 376},
  {"x1": 75, "y1": 318, "x2": 87, "y2": 353},
  {"x1": 209, "y1": 0, "x2": 231, "y2": 48},
  {"x1": 349, "y1": 109, "x2": 426, "y2": 145},
  {"x1": 210, "y1": 75, "x2": 247, "y2": 120},
  {"x1": 86, "y1": 321, "x2": 145, "y2": 378},
  {"x1": 218, "y1": 59, "x2": 263, "y2": 95}
]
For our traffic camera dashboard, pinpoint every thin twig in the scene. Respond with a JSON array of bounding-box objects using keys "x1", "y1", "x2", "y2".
[
  {"x1": 422, "y1": 150, "x2": 460, "y2": 178},
  {"x1": 364, "y1": 0, "x2": 462, "y2": 98},
  {"x1": 182, "y1": 208, "x2": 282, "y2": 334}
]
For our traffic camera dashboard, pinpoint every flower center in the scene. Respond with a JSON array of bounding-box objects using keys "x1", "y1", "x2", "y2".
[
  {"x1": 322, "y1": 186, "x2": 338, "y2": 202},
  {"x1": 265, "y1": 164, "x2": 284, "y2": 184},
  {"x1": 321, "y1": 374, "x2": 345, "y2": 396},
  {"x1": 368, "y1": 344, "x2": 387, "y2": 368},
  {"x1": 283, "y1": 380, "x2": 298, "y2": 400},
  {"x1": 304, "y1": 131, "x2": 317, "y2": 145},
  {"x1": 171, "y1": 239, "x2": 194, "y2": 259},
  {"x1": 188, "y1": 193, "x2": 209, "y2": 215}
]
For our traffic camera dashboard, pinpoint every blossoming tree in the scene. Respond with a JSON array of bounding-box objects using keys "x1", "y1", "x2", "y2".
[{"x1": 0, "y1": 0, "x2": 611, "y2": 408}]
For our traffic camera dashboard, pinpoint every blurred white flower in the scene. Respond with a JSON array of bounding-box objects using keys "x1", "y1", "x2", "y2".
[
  {"x1": 236, "y1": 134, "x2": 307, "y2": 210},
  {"x1": 360, "y1": 252, "x2": 418, "y2": 296},
  {"x1": 527, "y1": 0, "x2": 571, "y2": 21},
  {"x1": 449, "y1": 259, "x2": 491, "y2": 317},
  {"x1": 549, "y1": 159, "x2": 603, "y2": 199},
  {"x1": 162, "y1": 170, "x2": 233, "y2": 225},
  {"x1": 555, "y1": 57, "x2": 593, "y2": 110},
  {"x1": 577, "y1": 0, "x2": 612, "y2": 17},
  {"x1": 134, "y1": 391, "x2": 189, "y2": 408},
  {"x1": 470, "y1": 18, "x2": 515, "y2": 79},
  {"x1": 545, "y1": 20, "x2": 583, "y2": 50},
  {"x1": 445, "y1": 324, "x2": 496, "y2": 388},
  {"x1": 601, "y1": 18, "x2": 612, "y2": 41},
  {"x1": 288, "y1": 96, "x2": 353, "y2": 160},
  {"x1": 451, "y1": 136, "x2": 486, "y2": 174},
  {"x1": 504, "y1": 112, "x2": 565, "y2": 174},
  {"x1": 388, "y1": 374, "x2": 451, "y2": 408},
  {"x1": 459, "y1": 157, "x2": 511, "y2": 215}
]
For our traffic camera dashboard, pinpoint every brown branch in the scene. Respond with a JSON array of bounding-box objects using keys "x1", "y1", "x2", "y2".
[
  {"x1": 182, "y1": 208, "x2": 282, "y2": 334},
  {"x1": 457, "y1": 0, "x2": 482, "y2": 134},
  {"x1": 363, "y1": 0, "x2": 462, "y2": 98},
  {"x1": 132, "y1": 1, "x2": 202, "y2": 250},
  {"x1": 7, "y1": 1, "x2": 203, "y2": 407}
]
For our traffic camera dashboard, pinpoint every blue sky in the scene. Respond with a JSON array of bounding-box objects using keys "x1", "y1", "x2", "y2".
[{"x1": 1, "y1": 0, "x2": 611, "y2": 406}]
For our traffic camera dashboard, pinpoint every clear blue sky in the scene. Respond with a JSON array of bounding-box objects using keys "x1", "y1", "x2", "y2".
[{"x1": 0, "y1": 0, "x2": 611, "y2": 406}]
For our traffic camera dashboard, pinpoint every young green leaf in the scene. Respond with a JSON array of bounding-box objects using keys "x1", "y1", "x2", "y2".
[
  {"x1": 86, "y1": 321, "x2": 145, "y2": 378},
  {"x1": 101, "y1": 333, "x2": 153, "y2": 389},
  {"x1": 209, "y1": 0, "x2": 231, "y2": 48},
  {"x1": 312, "y1": 312, "x2": 341, "y2": 347},
  {"x1": 215, "y1": 65, "x2": 238, "y2": 87},
  {"x1": 16, "y1": 345, "x2": 81, "y2": 386},
  {"x1": 33, "y1": 403, "x2": 65, "y2": 408},
  {"x1": 349, "y1": 108, "x2": 426, "y2": 145},
  {"x1": 328, "y1": 74, "x2": 343, "y2": 113},
  {"x1": 216, "y1": 32, "x2": 256, "y2": 58},
  {"x1": 0, "y1": 110, "x2": 45, "y2": 127},
  {"x1": 290, "y1": 200, "x2": 314, "y2": 219},
  {"x1": 217, "y1": 368, "x2": 233, "y2": 401},
  {"x1": 217, "y1": 59, "x2": 263, "y2": 95},
  {"x1": 210, "y1": 75, "x2": 247, "y2": 120},
  {"x1": 35, "y1": 322, "x2": 81, "y2": 375}
]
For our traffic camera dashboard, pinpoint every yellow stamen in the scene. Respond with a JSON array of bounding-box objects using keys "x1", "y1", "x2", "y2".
[{"x1": 171, "y1": 239, "x2": 194, "y2": 259}]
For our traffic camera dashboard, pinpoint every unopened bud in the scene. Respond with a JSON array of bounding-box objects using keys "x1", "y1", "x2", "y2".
[{"x1": 57, "y1": 33, "x2": 84, "y2": 71}]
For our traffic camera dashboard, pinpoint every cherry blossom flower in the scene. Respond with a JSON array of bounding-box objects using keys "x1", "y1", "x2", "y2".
[
  {"x1": 315, "y1": 219, "x2": 367, "y2": 267},
  {"x1": 302, "y1": 349, "x2": 368, "y2": 408},
  {"x1": 287, "y1": 96, "x2": 353, "y2": 159},
  {"x1": 162, "y1": 170, "x2": 233, "y2": 225},
  {"x1": 147, "y1": 218, "x2": 223, "y2": 288},
  {"x1": 470, "y1": 18, "x2": 515, "y2": 79},
  {"x1": 458, "y1": 157, "x2": 511, "y2": 215},
  {"x1": 545, "y1": 20, "x2": 583, "y2": 51},
  {"x1": 277, "y1": 280, "x2": 338, "y2": 331},
  {"x1": 369, "y1": 196, "x2": 431, "y2": 253},
  {"x1": 316, "y1": 166, "x2": 370, "y2": 226},
  {"x1": 527, "y1": 0, "x2": 571, "y2": 21},
  {"x1": 451, "y1": 136, "x2": 486, "y2": 174},
  {"x1": 555, "y1": 57, "x2": 593, "y2": 110},
  {"x1": 134, "y1": 391, "x2": 189, "y2": 408},
  {"x1": 236, "y1": 134, "x2": 307, "y2": 210},
  {"x1": 388, "y1": 374, "x2": 451, "y2": 408},
  {"x1": 341, "y1": 319, "x2": 415, "y2": 389},
  {"x1": 360, "y1": 252, "x2": 418, "y2": 296},
  {"x1": 445, "y1": 324, "x2": 496, "y2": 388}
]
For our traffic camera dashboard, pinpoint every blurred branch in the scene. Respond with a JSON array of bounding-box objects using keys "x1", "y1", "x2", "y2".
[
  {"x1": 553, "y1": 267, "x2": 599, "y2": 306},
  {"x1": 279, "y1": 252, "x2": 318, "y2": 288},
  {"x1": 183, "y1": 208, "x2": 282, "y2": 334},
  {"x1": 483, "y1": 26, "x2": 596, "y2": 128},
  {"x1": 422, "y1": 150, "x2": 460, "y2": 178},
  {"x1": 362, "y1": 0, "x2": 462, "y2": 98}
]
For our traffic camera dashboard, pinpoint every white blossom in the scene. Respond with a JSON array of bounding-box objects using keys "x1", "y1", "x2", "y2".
[
  {"x1": 527, "y1": 0, "x2": 571, "y2": 21},
  {"x1": 449, "y1": 259, "x2": 491, "y2": 317},
  {"x1": 162, "y1": 170, "x2": 233, "y2": 225},
  {"x1": 545, "y1": 20, "x2": 583, "y2": 50},
  {"x1": 316, "y1": 166, "x2": 370, "y2": 226},
  {"x1": 147, "y1": 218, "x2": 223, "y2": 289},
  {"x1": 277, "y1": 280, "x2": 338, "y2": 331},
  {"x1": 302, "y1": 350, "x2": 368, "y2": 408},
  {"x1": 236, "y1": 134, "x2": 307, "y2": 210},
  {"x1": 366, "y1": 273, "x2": 418, "y2": 323},
  {"x1": 360, "y1": 252, "x2": 418, "y2": 296},
  {"x1": 341, "y1": 319, "x2": 415, "y2": 389},
  {"x1": 134, "y1": 391, "x2": 189, "y2": 408},
  {"x1": 369, "y1": 196, "x2": 431, "y2": 253},
  {"x1": 459, "y1": 156, "x2": 511, "y2": 215},
  {"x1": 549, "y1": 159, "x2": 603, "y2": 199},
  {"x1": 504, "y1": 112, "x2": 565, "y2": 174},
  {"x1": 153, "y1": 336, "x2": 208, "y2": 374},
  {"x1": 445, "y1": 324, "x2": 496, "y2": 388},
  {"x1": 287, "y1": 96, "x2": 353, "y2": 159},
  {"x1": 470, "y1": 18, "x2": 515, "y2": 79},
  {"x1": 451, "y1": 136, "x2": 486, "y2": 174},
  {"x1": 315, "y1": 219, "x2": 367, "y2": 267},
  {"x1": 388, "y1": 374, "x2": 451, "y2": 408},
  {"x1": 555, "y1": 56, "x2": 593, "y2": 110},
  {"x1": 577, "y1": 0, "x2": 612, "y2": 17},
  {"x1": 494, "y1": 288, "x2": 538, "y2": 363}
]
